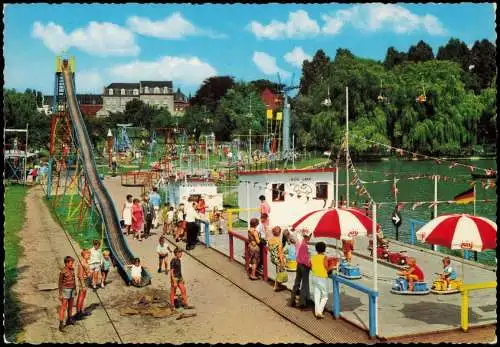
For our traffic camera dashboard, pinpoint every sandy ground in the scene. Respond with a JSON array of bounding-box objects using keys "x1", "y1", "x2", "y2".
[{"x1": 9, "y1": 185, "x2": 319, "y2": 344}]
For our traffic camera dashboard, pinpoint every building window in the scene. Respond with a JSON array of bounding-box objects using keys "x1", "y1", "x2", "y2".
[
  {"x1": 272, "y1": 183, "x2": 285, "y2": 202},
  {"x1": 153, "y1": 87, "x2": 160, "y2": 94},
  {"x1": 315, "y1": 182, "x2": 328, "y2": 199},
  {"x1": 108, "y1": 89, "x2": 113, "y2": 96},
  {"x1": 121, "y1": 88, "x2": 125, "y2": 95},
  {"x1": 144, "y1": 86, "x2": 149, "y2": 94},
  {"x1": 133, "y1": 89, "x2": 139, "y2": 96},
  {"x1": 164, "y1": 87, "x2": 169, "y2": 94}
]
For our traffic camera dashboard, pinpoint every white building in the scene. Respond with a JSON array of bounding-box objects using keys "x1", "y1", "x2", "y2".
[
  {"x1": 237, "y1": 168, "x2": 336, "y2": 227},
  {"x1": 167, "y1": 178, "x2": 223, "y2": 212},
  {"x1": 98, "y1": 81, "x2": 175, "y2": 117}
]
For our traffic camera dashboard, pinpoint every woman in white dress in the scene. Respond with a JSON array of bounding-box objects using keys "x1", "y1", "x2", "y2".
[{"x1": 122, "y1": 194, "x2": 133, "y2": 235}]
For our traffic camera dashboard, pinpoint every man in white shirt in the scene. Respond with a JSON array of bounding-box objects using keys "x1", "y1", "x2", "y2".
[{"x1": 185, "y1": 203, "x2": 199, "y2": 250}]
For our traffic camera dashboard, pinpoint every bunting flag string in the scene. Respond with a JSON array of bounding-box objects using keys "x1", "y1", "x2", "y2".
[{"x1": 351, "y1": 134, "x2": 497, "y2": 175}]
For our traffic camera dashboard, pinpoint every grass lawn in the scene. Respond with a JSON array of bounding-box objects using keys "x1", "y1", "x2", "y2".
[{"x1": 4, "y1": 184, "x2": 29, "y2": 342}]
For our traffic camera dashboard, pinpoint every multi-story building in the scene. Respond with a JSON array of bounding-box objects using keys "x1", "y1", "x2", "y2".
[
  {"x1": 98, "y1": 81, "x2": 174, "y2": 117},
  {"x1": 173, "y1": 88, "x2": 190, "y2": 116}
]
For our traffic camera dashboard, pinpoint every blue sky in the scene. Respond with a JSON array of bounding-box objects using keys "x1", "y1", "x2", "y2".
[{"x1": 4, "y1": 3, "x2": 496, "y2": 96}]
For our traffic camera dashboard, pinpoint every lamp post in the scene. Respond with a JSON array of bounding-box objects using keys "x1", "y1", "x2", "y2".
[{"x1": 107, "y1": 129, "x2": 113, "y2": 168}]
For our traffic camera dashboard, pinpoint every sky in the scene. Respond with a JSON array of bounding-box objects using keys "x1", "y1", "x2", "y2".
[{"x1": 3, "y1": 3, "x2": 497, "y2": 96}]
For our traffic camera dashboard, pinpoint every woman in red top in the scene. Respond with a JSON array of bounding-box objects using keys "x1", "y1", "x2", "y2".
[
  {"x1": 131, "y1": 198, "x2": 144, "y2": 241},
  {"x1": 197, "y1": 198, "x2": 206, "y2": 216}
]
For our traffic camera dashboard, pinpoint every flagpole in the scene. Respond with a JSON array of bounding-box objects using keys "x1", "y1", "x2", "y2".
[
  {"x1": 473, "y1": 184, "x2": 477, "y2": 261},
  {"x1": 433, "y1": 175, "x2": 438, "y2": 252},
  {"x1": 372, "y1": 202, "x2": 378, "y2": 336},
  {"x1": 345, "y1": 86, "x2": 349, "y2": 208}
]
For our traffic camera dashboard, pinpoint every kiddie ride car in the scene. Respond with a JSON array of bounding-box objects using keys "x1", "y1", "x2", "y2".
[
  {"x1": 391, "y1": 276, "x2": 430, "y2": 295},
  {"x1": 338, "y1": 259, "x2": 362, "y2": 279},
  {"x1": 430, "y1": 273, "x2": 463, "y2": 295},
  {"x1": 368, "y1": 239, "x2": 408, "y2": 266}
]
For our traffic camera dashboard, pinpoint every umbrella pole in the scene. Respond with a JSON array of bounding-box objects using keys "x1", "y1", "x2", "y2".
[{"x1": 372, "y1": 202, "x2": 378, "y2": 336}]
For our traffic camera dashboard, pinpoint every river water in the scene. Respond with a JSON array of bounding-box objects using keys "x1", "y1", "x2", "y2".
[{"x1": 336, "y1": 158, "x2": 497, "y2": 265}]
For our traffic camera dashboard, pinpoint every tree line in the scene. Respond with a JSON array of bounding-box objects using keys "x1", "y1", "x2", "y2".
[{"x1": 3, "y1": 38, "x2": 496, "y2": 157}]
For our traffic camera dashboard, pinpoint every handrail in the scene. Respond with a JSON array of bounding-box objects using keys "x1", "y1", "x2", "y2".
[
  {"x1": 228, "y1": 229, "x2": 268, "y2": 281},
  {"x1": 330, "y1": 274, "x2": 379, "y2": 339},
  {"x1": 460, "y1": 281, "x2": 496, "y2": 332}
]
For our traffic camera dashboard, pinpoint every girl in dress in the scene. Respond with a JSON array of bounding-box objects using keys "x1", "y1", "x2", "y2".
[
  {"x1": 131, "y1": 198, "x2": 144, "y2": 241},
  {"x1": 122, "y1": 194, "x2": 133, "y2": 235}
]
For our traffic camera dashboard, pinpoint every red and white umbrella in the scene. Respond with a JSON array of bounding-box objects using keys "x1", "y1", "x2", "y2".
[
  {"x1": 292, "y1": 208, "x2": 380, "y2": 240},
  {"x1": 416, "y1": 214, "x2": 496, "y2": 252}
]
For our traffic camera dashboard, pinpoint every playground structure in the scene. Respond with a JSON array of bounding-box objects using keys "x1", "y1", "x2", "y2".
[
  {"x1": 41, "y1": 55, "x2": 151, "y2": 286},
  {"x1": 3, "y1": 125, "x2": 34, "y2": 184}
]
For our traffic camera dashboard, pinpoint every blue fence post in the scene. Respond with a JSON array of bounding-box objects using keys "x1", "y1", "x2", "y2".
[
  {"x1": 368, "y1": 293, "x2": 377, "y2": 338},
  {"x1": 203, "y1": 221, "x2": 210, "y2": 247},
  {"x1": 331, "y1": 275, "x2": 340, "y2": 319}
]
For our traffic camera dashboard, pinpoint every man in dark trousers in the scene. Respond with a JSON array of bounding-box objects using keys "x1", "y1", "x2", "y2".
[
  {"x1": 291, "y1": 229, "x2": 312, "y2": 309},
  {"x1": 185, "y1": 202, "x2": 199, "y2": 250},
  {"x1": 142, "y1": 194, "x2": 155, "y2": 239}
]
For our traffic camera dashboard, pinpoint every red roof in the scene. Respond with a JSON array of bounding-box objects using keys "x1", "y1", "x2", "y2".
[
  {"x1": 80, "y1": 104, "x2": 103, "y2": 117},
  {"x1": 238, "y1": 168, "x2": 336, "y2": 175},
  {"x1": 261, "y1": 88, "x2": 282, "y2": 111}
]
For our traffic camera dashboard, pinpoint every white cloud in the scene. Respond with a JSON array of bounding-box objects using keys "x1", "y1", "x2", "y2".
[
  {"x1": 76, "y1": 70, "x2": 104, "y2": 93},
  {"x1": 321, "y1": 4, "x2": 447, "y2": 36},
  {"x1": 107, "y1": 56, "x2": 217, "y2": 86},
  {"x1": 32, "y1": 21, "x2": 139, "y2": 56},
  {"x1": 127, "y1": 12, "x2": 226, "y2": 39},
  {"x1": 252, "y1": 51, "x2": 290, "y2": 78},
  {"x1": 284, "y1": 47, "x2": 311, "y2": 68},
  {"x1": 248, "y1": 10, "x2": 320, "y2": 39}
]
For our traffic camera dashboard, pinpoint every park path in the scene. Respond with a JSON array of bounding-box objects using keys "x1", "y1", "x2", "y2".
[{"x1": 11, "y1": 184, "x2": 319, "y2": 344}]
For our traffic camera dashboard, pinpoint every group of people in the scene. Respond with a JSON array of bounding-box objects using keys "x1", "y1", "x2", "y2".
[
  {"x1": 58, "y1": 240, "x2": 112, "y2": 331},
  {"x1": 121, "y1": 187, "x2": 162, "y2": 241}
]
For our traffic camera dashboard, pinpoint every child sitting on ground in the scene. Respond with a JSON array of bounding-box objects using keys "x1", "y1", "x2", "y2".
[
  {"x1": 440, "y1": 256, "x2": 457, "y2": 289},
  {"x1": 89, "y1": 240, "x2": 103, "y2": 289},
  {"x1": 58, "y1": 256, "x2": 77, "y2": 331},
  {"x1": 169, "y1": 248, "x2": 194, "y2": 309},
  {"x1": 100, "y1": 250, "x2": 113, "y2": 288},
  {"x1": 398, "y1": 257, "x2": 424, "y2": 291},
  {"x1": 75, "y1": 250, "x2": 92, "y2": 320},
  {"x1": 127, "y1": 258, "x2": 145, "y2": 286},
  {"x1": 157, "y1": 236, "x2": 172, "y2": 273}
]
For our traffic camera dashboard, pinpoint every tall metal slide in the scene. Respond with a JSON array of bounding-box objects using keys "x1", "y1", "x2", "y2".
[{"x1": 61, "y1": 60, "x2": 151, "y2": 286}]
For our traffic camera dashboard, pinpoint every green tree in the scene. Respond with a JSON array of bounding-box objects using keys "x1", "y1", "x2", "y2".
[
  {"x1": 299, "y1": 49, "x2": 330, "y2": 95},
  {"x1": 470, "y1": 39, "x2": 496, "y2": 90},
  {"x1": 383, "y1": 47, "x2": 408, "y2": 69},
  {"x1": 408, "y1": 40, "x2": 434, "y2": 63}
]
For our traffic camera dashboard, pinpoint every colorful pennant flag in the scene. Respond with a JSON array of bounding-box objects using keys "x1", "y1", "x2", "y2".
[{"x1": 453, "y1": 187, "x2": 475, "y2": 205}]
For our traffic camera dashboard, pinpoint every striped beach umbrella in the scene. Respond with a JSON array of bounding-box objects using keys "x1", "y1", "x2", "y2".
[
  {"x1": 291, "y1": 208, "x2": 380, "y2": 240},
  {"x1": 416, "y1": 214, "x2": 496, "y2": 252}
]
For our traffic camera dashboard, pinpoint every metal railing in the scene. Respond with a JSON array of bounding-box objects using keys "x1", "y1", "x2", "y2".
[
  {"x1": 330, "y1": 274, "x2": 379, "y2": 339},
  {"x1": 460, "y1": 281, "x2": 497, "y2": 332}
]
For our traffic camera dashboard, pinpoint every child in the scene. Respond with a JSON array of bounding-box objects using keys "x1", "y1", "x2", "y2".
[
  {"x1": 128, "y1": 258, "x2": 145, "y2": 286},
  {"x1": 89, "y1": 240, "x2": 103, "y2": 289},
  {"x1": 169, "y1": 248, "x2": 194, "y2": 309},
  {"x1": 101, "y1": 250, "x2": 113, "y2": 287},
  {"x1": 157, "y1": 236, "x2": 172, "y2": 273},
  {"x1": 342, "y1": 238, "x2": 354, "y2": 262},
  {"x1": 311, "y1": 242, "x2": 335, "y2": 319},
  {"x1": 166, "y1": 206, "x2": 175, "y2": 235},
  {"x1": 440, "y1": 256, "x2": 457, "y2": 290},
  {"x1": 75, "y1": 250, "x2": 92, "y2": 320},
  {"x1": 282, "y1": 229, "x2": 297, "y2": 271},
  {"x1": 58, "y1": 256, "x2": 77, "y2": 331},
  {"x1": 398, "y1": 257, "x2": 424, "y2": 292}
]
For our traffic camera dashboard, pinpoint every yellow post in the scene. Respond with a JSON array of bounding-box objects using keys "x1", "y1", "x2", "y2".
[
  {"x1": 460, "y1": 281, "x2": 496, "y2": 332},
  {"x1": 461, "y1": 289, "x2": 469, "y2": 332},
  {"x1": 227, "y1": 208, "x2": 234, "y2": 230}
]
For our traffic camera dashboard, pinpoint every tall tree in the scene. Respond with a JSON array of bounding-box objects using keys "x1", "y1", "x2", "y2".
[
  {"x1": 436, "y1": 38, "x2": 470, "y2": 70},
  {"x1": 408, "y1": 40, "x2": 434, "y2": 63},
  {"x1": 190, "y1": 76, "x2": 236, "y2": 113},
  {"x1": 299, "y1": 49, "x2": 330, "y2": 95},
  {"x1": 383, "y1": 47, "x2": 408, "y2": 69},
  {"x1": 470, "y1": 39, "x2": 496, "y2": 90}
]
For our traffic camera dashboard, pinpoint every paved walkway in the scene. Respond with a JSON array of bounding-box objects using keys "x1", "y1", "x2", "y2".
[{"x1": 207, "y1": 229, "x2": 496, "y2": 339}]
